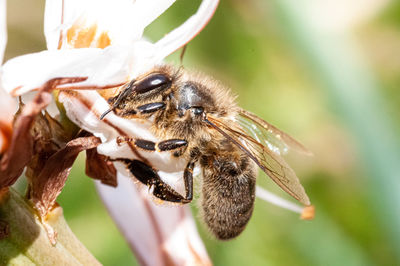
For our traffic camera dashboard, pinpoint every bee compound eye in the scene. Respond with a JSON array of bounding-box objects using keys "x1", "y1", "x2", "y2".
[
  {"x1": 191, "y1": 107, "x2": 204, "y2": 115},
  {"x1": 135, "y1": 73, "x2": 171, "y2": 94}
]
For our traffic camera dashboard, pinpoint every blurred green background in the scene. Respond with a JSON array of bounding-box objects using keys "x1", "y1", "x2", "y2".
[{"x1": 6, "y1": 0, "x2": 400, "y2": 265}]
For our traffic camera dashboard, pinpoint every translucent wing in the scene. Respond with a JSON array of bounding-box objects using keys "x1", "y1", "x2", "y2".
[
  {"x1": 206, "y1": 115, "x2": 310, "y2": 206},
  {"x1": 237, "y1": 109, "x2": 312, "y2": 156}
]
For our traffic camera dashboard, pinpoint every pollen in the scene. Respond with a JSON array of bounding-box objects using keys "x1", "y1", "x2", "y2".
[
  {"x1": 96, "y1": 31, "x2": 111, "y2": 48},
  {"x1": 67, "y1": 23, "x2": 102, "y2": 48},
  {"x1": 300, "y1": 205, "x2": 315, "y2": 220}
]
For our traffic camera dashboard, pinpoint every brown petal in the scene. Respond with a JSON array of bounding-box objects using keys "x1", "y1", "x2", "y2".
[
  {"x1": 0, "y1": 77, "x2": 89, "y2": 189},
  {"x1": 85, "y1": 148, "x2": 117, "y2": 187},
  {"x1": 0, "y1": 92, "x2": 52, "y2": 188},
  {"x1": 31, "y1": 135, "x2": 101, "y2": 217}
]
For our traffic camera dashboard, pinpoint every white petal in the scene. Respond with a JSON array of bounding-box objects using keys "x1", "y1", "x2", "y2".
[
  {"x1": 43, "y1": 0, "x2": 63, "y2": 50},
  {"x1": 2, "y1": 46, "x2": 130, "y2": 96},
  {"x1": 153, "y1": 0, "x2": 219, "y2": 62},
  {"x1": 45, "y1": 0, "x2": 176, "y2": 49},
  {"x1": 7, "y1": 0, "x2": 219, "y2": 95},
  {"x1": 96, "y1": 173, "x2": 211, "y2": 266},
  {"x1": 0, "y1": 0, "x2": 6, "y2": 64}
]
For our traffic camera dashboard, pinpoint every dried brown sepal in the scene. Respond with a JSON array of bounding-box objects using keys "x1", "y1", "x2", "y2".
[
  {"x1": 0, "y1": 77, "x2": 87, "y2": 189},
  {"x1": 25, "y1": 109, "x2": 68, "y2": 185},
  {"x1": 85, "y1": 148, "x2": 117, "y2": 187},
  {"x1": 0, "y1": 92, "x2": 52, "y2": 188},
  {"x1": 43, "y1": 110, "x2": 72, "y2": 145},
  {"x1": 31, "y1": 135, "x2": 101, "y2": 217}
]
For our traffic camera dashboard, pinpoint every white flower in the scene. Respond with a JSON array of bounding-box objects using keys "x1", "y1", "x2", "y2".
[
  {"x1": 2, "y1": 0, "x2": 219, "y2": 189},
  {"x1": 3, "y1": 0, "x2": 217, "y2": 264},
  {"x1": 2, "y1": 0, "x2": 219, "y2": 95}
]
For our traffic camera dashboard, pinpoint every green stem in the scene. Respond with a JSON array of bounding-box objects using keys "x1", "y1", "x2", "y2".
[{"x1": 0, "y1": 188, "x2": 100, "y2": 265}]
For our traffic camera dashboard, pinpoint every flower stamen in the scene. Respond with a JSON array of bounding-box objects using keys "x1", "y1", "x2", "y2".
[{"x1": 256, "y1": 186, "x2": 314, "y2": 219}]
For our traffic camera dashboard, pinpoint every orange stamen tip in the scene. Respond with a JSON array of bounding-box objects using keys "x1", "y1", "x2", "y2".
[{"x1": 300, "y1": 205, "x2": 315, "y2": 220}]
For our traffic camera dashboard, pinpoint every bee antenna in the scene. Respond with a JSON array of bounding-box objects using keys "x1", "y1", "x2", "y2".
[
  {"x1": 100, "y1": 108, "x2": 113, "y2": 120},
  {"x1": 100, "y1": 79, "x2": 136, "y2": 120},
  {"x1": 113, "y1": 79, "x2": 135, "y2": 105}
]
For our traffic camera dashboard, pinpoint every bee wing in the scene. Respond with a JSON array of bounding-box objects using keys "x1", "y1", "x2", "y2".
[
  {"x1": 206, "y1": 116, "x2": 311, "y2": 206},
  {"x1": 238, "y1": 109, "x2": 312, "y2": 156}
]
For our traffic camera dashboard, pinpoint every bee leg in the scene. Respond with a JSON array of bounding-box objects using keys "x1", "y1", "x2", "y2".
[
  {"x1": 157, "y1": 139, "x2": 188, "y2": 152},
  {"x1": 127, "y1": 159, "x2": 188, "y2": 203},
  {"x1": 152, "y1": 180, "x2": 187, "y2": 203},
  {"x1": 116, "y1": 137, "x2": 188, "y2": 153},
  {"x1": 183, "y1": 161, "x2": 194, "y2": 202}
]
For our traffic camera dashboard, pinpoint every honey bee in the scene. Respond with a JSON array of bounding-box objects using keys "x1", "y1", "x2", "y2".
[{"x1": 100, "y1": 65, "x2": 311, "y2": 240}]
